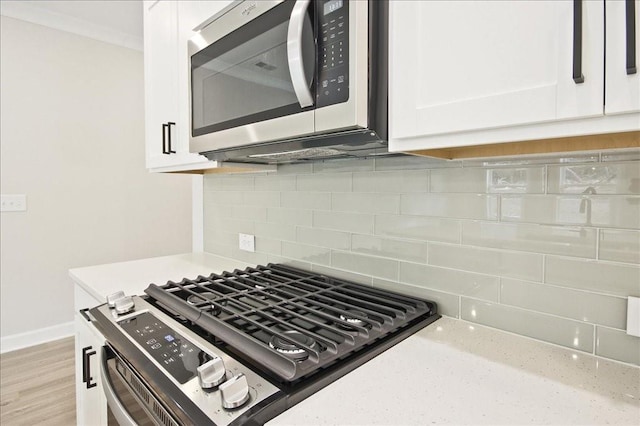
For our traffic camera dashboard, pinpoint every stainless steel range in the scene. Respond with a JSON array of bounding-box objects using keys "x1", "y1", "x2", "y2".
[{"x1": 90, "y1": 264, "x2": 439, "y2": 425}]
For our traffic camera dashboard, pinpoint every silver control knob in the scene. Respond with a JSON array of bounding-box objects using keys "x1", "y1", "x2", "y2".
[
  {"x1": 197, "y1": 356, "x2": 226, "y2": 389},
  {"x1": 106, "y1": 291, "x2": 125, "y2": 308},
  {"x1": 114, "y1": 296, "x2": 135, "y2": 315},
  {"x1": 219, "y1": 373, "x2": 250, "y2": 409}
]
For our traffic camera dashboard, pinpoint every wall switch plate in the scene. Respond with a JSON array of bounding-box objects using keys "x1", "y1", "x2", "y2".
[
  {"x1": 0, "y1": 194, "x2": 27, "y2": 212},
  {"x1": 239, "y1": 233, "x2": 255, "y2": 252},
  {"x1": 627, "y1": 296, "x2": 640, "y2": 337}
]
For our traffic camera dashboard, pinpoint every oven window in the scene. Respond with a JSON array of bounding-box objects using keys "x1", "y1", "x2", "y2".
[{"x1": 191, "y1": 1, "x2": 315, "y2": 136}]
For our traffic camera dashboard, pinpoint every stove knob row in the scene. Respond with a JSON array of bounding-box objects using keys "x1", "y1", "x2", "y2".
[
  {"x1": 106, "y1": 291, "x2": 135, "y2": 315},
  {"x1": 197, "y1": 356, "x2": 227, "y2": 389},
  {"x1": 219, "y1": 373, "x2": 250, "y2": 409}
]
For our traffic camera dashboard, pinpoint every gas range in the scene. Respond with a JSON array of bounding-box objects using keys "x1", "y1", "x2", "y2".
[{"x1": 90, "y1": 264, "x2": 440, "y2": 425}]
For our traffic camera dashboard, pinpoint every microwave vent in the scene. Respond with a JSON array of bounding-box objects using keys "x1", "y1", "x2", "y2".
[{"x1": 248, "y1": 147, "x2": 345, "y2": 161}]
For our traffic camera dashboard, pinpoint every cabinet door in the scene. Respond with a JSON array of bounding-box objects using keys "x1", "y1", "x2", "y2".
[
  {"x1": 390, "y1": 0, "x2": 604, "y2": 145},
  {"x1": 75, "y1": 312, "x2": 107, "y2": 426},
  {"x1": 605, "y1": 0, "x2": 640, "y2": 115},
  {"x1": 144, "y1": 0, "x2": 211, "y2": 171}
]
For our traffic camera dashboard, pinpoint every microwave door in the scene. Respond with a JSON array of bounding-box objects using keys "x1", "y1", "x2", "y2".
[{"x1": 189, "y1": 0, "x2": 316, "y2": 154}]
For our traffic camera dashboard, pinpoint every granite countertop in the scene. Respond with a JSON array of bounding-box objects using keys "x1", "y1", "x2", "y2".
[{"x1": 70, "y1": 253, "x2": 640, "y2": 425}]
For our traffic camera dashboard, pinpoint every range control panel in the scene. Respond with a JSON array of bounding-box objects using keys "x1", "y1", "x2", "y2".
[
  {"x1": 316, "y1": 0, "x2": 349, "y2": 108},
  {"x1": 120, "y1": 312, "x2": 211, "y2": 384}
]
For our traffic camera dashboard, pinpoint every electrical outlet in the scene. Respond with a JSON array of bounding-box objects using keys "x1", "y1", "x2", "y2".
[
  {"x1": 239, "y1": 233, "x2": 255, "y2": 252},
  {"x1": 627, "y1": 296, "x2": 640, "y2": 337},
  {"x1": 0, "y1": 194, "x2": 27, "y2": 212}
]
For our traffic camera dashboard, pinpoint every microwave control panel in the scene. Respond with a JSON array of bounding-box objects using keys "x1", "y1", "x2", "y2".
[{"x1": 317, "y1": 0, "x2": 349, "y2": 108}]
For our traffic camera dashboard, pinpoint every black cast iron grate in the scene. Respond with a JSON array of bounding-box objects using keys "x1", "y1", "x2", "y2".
[{"x1": 144, "y1": 264, "x2": 437, "y2": 382}]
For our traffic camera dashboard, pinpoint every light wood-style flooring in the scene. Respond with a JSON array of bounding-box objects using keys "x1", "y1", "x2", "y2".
[{"x1": 0, "y1": 337, "x2": 76, "y2": 425}]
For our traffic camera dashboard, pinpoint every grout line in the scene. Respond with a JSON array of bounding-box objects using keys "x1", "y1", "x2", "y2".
[{"x1": 595, "y1": 228, "x2": 601, "y2": 260}]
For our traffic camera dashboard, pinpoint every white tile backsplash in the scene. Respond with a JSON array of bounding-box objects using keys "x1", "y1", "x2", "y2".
[{"x1": 204, "y1": 155, "x2": 640, "y2": 365}]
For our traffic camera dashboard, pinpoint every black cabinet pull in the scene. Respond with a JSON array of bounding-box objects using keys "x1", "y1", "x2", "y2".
[
  {"x1": 627, "y1": 0, "x2": 637, "y2": 75},
  {"x1": 162, "y1": 123, "x2": 169, "y2": 154},
  {"x1": 79, "y1": 308, "x2": 91, "y2": 321},
  {"x1": 82, "y1": 346, "x2": 97, "y2": 389},
  {"x1": 573, "y1": 0, "x2": 585, "y2": 83},
  {"x1": 167, "y1": 122, "x2": 176, "y2": 154}
]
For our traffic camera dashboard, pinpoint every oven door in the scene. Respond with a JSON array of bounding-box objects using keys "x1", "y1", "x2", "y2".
[
  {"x1": 189, "y1": 0, "x2": 317, "y2": 153},
  {"x1": 101, "y1": 345, "x2": 180, "y2": 426}
]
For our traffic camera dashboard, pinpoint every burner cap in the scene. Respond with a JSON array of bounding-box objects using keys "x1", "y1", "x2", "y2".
[
  {"x1": 269, "y1": 331, "x2": 317, "y2": 361},
  {"x1": 337, "y1": 309, "x2": 368, "y2": 330},
  {"x1": 187, "y1": 292, "x2": 217, "y2": 305}
]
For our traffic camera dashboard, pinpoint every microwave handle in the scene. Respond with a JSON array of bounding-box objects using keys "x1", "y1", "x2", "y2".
[{"x1": 287, "y1": 0, "x2": 314, "y2": 108}]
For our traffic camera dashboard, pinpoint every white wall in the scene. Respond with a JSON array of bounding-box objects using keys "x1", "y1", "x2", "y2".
[{"x1": 0, "y1": 16, "x2": 193, "y2": 349}]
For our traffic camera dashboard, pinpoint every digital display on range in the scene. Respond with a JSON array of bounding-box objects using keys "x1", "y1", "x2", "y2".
[
  {"x1": 324, "y1": 0, "x2": 343, "y2": 15},
  {"x1": 119, "y1": 312, "x2": 212, "y2": 384}
]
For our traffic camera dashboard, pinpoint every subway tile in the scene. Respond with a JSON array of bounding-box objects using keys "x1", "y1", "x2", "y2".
[
  {"x1": 372, "y1": 278, "x2": 460, "y2": 318},
  {"x1": 460, "y1": 298, "x2": 594, "y2": 353},
  {"x1": 313, "y1": 158, "x2": 374, "y2": 173},
  {"x1": 204, "y1": 175, "x2": 223, "y2": 190},
  {"x1": 331, "y1": 192, "x2": 400, "y2": 214},
  {"x1": 545, "y1": 256, "x2": 640, "y2": 297},
  {"x1": 352, "y1": 170, "x2": 429, "y2": 193},
  {"x1": 281, "y1": 191, "x2": 331, "y2": 210},
  {"x1": 430, "y1": 167, "x2": 545, "y2": 194},
  {"x1": 265, "y1": 255, "x2": 312, "y2": 271},
  {"x1": 399, "y1": 262, "x2": 499, "y2": 302},
  {"x1": 242, "y1": 191, "x2": 280, "y2": 208},
  {"x1": 206, "y1": 218, "x2": 254, "y2": 235},
  {"x1": 462, "y1": 221, "x2": 597, "y2": 258},
  {"x1": 312, "y1": 264, "x2": 373, "y2": 286},
  {"x1": 208, "y1": 204, "x2": 267, "y2": 222},
  {"x1": 203, "y1": 190, "x2": 243, "y2": 205},
  {"x1": 596, "y1": 326, "x2": 640, "y2": 366},
  {"x1": 296, "y1": 172, "x2": 352, "y2": 192},
  {"x1": 599, "y1": 229, "x2": 640, "y2": 264},
  {"x1": 297, "y1": 227, "x2": 351, "y2": 250},
  {"x1": 548, "y1": 162, "x2": 640, "y2": 194},
  {"x1": 277, "y1": 163, "x2": 313, "y2": 174},
  {"x1": 266, "y1": 208, "x2": 313, "y2": 227},
  {"x1": 254, "y1": 175, "x2": 296, "y2": 191},
  {"x1": 428, "y1": 244, "x2": 542, "y2": 282},
  {"x1": 254, "y1": 222, "x2": 296, "y2": 242},
  {"x1": 501, "y1": 195, "x2": 640, "y2": 228},
  {"x1": 219, "y1": 175, "x2": 254, "y2": 191},
  {"x1": 313, "y1": 211, "x2": 374, "y2": 234},
  {"x1": 255, "y1": 237, "x2": 281, "y2": 255},
  {"x1": 375, "y1": 214, "x2": 461, "y2": 244},
  {"x1": 352, "y1": 234, "x2": 428, "y2": 264},
  {"x1": 202, "y1": 228, "x2": 237, "y2": 248},
  {"x1": 375, "y1": 154, "x2": 461, "y2": 171},
  {"x1": 281, "y1": 242, "x2": 331, "y2": 266},
  {"x1": 501, "y1": 278, "x2": 628, "y2": 330},
  {"x1": 401, "y1": 194, "x2": 499, "y2": 220},
  {"x1": 331, "y1": 250, "x2": 399, "y2": 281}
]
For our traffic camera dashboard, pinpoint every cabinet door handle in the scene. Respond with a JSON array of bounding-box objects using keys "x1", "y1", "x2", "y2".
[
  {"x1": 573, "y1": 0, "x2": 585, "y2": 83},
  {"x1": 627, "y1": 0, "x2": 637, "y2": 75},
  {"x1": 167, "y1": 122, "x2": 176, "y2": 154},
  {"x1": 79, "y1": 308, "x2": 91, "y2": 322},
  {"x1": 82, "y1": 346, "x2": 97, "y2": 389},
  {"x1": 162, "y1": 123, "x2": 169, "y2": 154}
]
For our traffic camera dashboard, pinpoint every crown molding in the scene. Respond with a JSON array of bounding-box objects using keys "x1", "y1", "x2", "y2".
[{"x1": 0, "y1": 1, "x2": 143, "y2": 51}]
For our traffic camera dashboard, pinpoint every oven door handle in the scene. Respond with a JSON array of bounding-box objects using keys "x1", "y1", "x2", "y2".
[
  {"x1": 287, "y1": 0, "x2": 314, "y2": 108},
  {"x1": 100, "y1": 347, "x2": 137, "y2": 426}
]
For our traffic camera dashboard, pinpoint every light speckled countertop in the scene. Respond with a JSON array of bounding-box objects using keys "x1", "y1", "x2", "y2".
[{"x1": 70, "y1": 253, "x2": 640, "y2": 425}]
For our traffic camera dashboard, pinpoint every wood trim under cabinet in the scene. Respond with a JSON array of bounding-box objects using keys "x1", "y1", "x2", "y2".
[{"x1": 406, "y1": 131, "x2": 640, "y2": 160}]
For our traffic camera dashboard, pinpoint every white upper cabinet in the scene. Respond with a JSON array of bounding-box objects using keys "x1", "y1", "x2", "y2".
[
  {"x1": 143, "y1": 1, "x2": 229, "y2": 173},
  {"x1": 389, "y1": 0, "x2": 639, "y2": 155},
  {"x1": 605, "y1": 0, "x2": 640, "y2": 115}
]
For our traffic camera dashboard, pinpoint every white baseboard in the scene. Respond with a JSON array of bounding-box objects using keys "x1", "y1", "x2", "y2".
[{"x1": 0, "y1": 322, "x2": 74, "y2": 354}]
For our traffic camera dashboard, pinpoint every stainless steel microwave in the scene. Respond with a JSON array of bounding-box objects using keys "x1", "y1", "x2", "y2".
[{"x1": 188, "y1": 0, "x2": 388, "y2": 164}]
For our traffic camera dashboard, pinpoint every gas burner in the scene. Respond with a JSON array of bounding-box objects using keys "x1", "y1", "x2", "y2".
[
  {"x1": 268, "y1": 331, "x2": 317, "y2": 361},
  {"x1": 187, "y1": 292, "x2": 217, "y2": 305},
  {"x1": 187, "y1": 292, "x2": 221, "y2": 316},
  {"x1": 337, "y1": 309, "x2": 369, "y2": 330}
]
